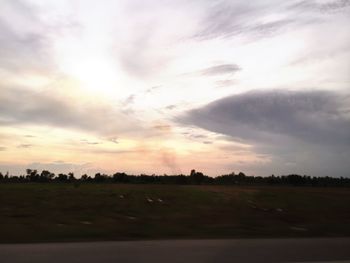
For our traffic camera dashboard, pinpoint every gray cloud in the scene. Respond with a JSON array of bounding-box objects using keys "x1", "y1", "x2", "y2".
[
  {"x1": 191, "y1": 134, "x2": 207, "y2": 139},
  {"x1": 194, "y1": 2, "x2": 254, "y2": 39},
  {"x1": 146, "y1": 86, "x2": 161, "y2": 94},
  {"x1": 249, "y1": 19, "x2": 294, "y2": 38},
  {"x1": 200, "y1": 64, "x2": 241, "y2": 76},
  {"x1": 0, "y1": 1, "x2": 53, "y2": 74},
  {"x1": 326, "y1": 0, "x2": 350, "y2": 8},
  {"x1": 291, "y1": 0, "x2": 350, "y2": 13},
  {"x1": 179, "y1": 90, "x2": 350, "y2": 176},
  {"x1": 194, "y1": 0, "x2": 349, "y2": 41},
  {"x1": 216, "y1": 79, "x2": 237, "y2": 88},
  {"x1": 165, "y1": 105, "x2": 177, "y2": 110},
  {"x1": 180, "y1": 90, "x2": 350, "y2": 145},
  {"x1": 0, "y1": 21, "x2": 48, "y2": 73},
  {"x1": 320, "y1": 0, "x2": 350, "y2": 12},
  {"x1": 194, "y1": 1, "x2": 293, "y2": 40},
  {"x1": 0, "y1": 0, "x2": 81, "y2": 76},
  {"x1": 0, "y1": 86, "x2": 140, "y2": 136}
]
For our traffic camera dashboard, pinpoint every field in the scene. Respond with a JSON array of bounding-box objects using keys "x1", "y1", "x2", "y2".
[{"x1": 0, "y1": 183, "x2": 350, "y2": 243}]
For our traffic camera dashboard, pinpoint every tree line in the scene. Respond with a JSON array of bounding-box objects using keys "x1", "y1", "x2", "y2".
[{"x1": 0, "y1": 169, "x2": 349, "y2": 187}]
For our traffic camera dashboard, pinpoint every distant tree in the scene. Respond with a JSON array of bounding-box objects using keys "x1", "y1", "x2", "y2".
[
  {"x1": 26, "y1": 169, "x2": 38, "y2": 182},
  {"x1": 176, "y1": 174, "x2": 188, "y2": 184},
  {"x1": 113, "y1": 172, "x2": 128, "y2": 183},
  {"x1": 57, "y1": 173, "x2": 68, "y2": 182},
  {"x1": 68, "y1": 172, "x2": 75, "y2": 181},
  {"x1": 40, "y1": 170, "x2": 55, "y2": 182},
  {"x1": 287, "y1": 174, "x2": 304, "y2": 186},
  {"x1": 3, "y1": 168, "x2": 350, "y2": 187},
  {"x1": 190, "y1": 169, "x2": 205, "y2": 185},
  {"x1": 94, "y1": 173, "x2": 106, "y2": 182},
  {"x1": 238, "y1": 172, "x2": 246, "y2": 178},
  {"x1": 81, "y1": 174, "x2": 88, "y2": 181}
]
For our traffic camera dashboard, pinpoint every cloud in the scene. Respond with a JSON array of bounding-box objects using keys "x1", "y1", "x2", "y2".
[
  {"x1": 89, "y1": 149, "x2": 136, "y2": 155},
  {"x1": 180, "y1": 90, "x2": 350, "y2": 145},
  {"x1": 17, "y1": 144, "x2": 33, "y2": 149},
  {"x1": 107, "y1": 137, "x2": 119, "y2": 144},
  {"x1": 165, "y1": 105, "x2": 177, "y2": 110},
  {"x1": 123, "y1": 95, "x2": 136, "y2": 105},
  {"x1": 0, "y1": 1, "x2": 53, "y2": 74},
  {"x1": 153, "y1": 124, "x2": 172, "y2": 133},
  {"x1": 193, "y1": 1, "x2": 293, "y2": 40},
  {"x1": 320, "y1": 0, "x2": 350, "y2": 12},
  {"x1": 0, "y1": 86, "x2": 140, "y2": 136},
  {"x1": 179, "y1": 90, "x2": 350, "y2": 176},
  {"x1": 146, "y1": 86, "x2": 161, "y2": 94},
  {"x1": 193, "y1": 0, "x2": 349, "y2": 41},
  {"x1": 248, "y1": 19, "x2": 294, "y2": 38},
  {"x1": 24, "y1": 134, "x2": 36, "y2": 138},
  {"x1": 191, "y1": 134, "x2": 207, "y2": 139},
  {"x1": 216, "y1": 79, "x2": 237, "y2": 88},
  {"x1": 291, "y1": 0, "x2": 350, "y2": 13},
  {"x1": 0, "y1": 146, "x2": 6, "y2": 151},
  {"x1": 200, "y1": 64, "x2": 241, "y2": 76},
  {"x1": 80, "y1": 139, "x2": 100, "y2": 145},
  {"x1": 114, "y1": 2, "x2": 185, "y2": 79}
]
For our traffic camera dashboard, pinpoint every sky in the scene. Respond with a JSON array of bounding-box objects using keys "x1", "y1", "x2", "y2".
[{"x1": 0, "y1": 0, "x2": 349, "y2": 177}]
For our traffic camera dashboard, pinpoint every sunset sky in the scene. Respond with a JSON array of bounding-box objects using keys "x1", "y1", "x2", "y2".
[{"x1": 0, "y1": 0, "x2": 349, "y2": 177}]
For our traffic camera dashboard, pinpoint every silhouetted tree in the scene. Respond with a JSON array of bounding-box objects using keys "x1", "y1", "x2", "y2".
[
  {"x1": 113, "y1": 172, "x2": 128, "y2": 183},
  {"x1": 26, "y1": 169, "x2": 38, "y2": 182},
  {"x1": 40, "y1": 170, "x2": 55, "y2": 182},
  {"x1": 81, "y1": 174, "x2": 88, "y2": 181},
  {"x1": 57, "y1": 173, "x2": 68, "y2": 182},
  {"x1": 68, "y1": 172, "x2": 75, "y2": 181},
  {"x1": 190, "y1": 169, "x2": 205, "y2": 184},
  {"x1": 94, "y1": 173, "x2": 107, "y2": 182},
  {"x1": 1, "y1": 168, "x2": 349, "y2": 186}
]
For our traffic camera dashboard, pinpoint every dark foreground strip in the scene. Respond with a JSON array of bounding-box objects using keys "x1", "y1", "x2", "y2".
[{"x1": 0, "y1": 238, "x2": 349, "y2": 263}]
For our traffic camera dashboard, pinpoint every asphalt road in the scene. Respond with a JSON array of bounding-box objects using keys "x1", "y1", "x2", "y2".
[{"x1": 0, "y1": 238, "x2": 350, "y2": 263}]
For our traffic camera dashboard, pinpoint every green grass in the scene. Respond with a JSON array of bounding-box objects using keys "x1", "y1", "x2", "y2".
[{"x1": 0, "y1": 184, "x2": 350, "y2": 243}]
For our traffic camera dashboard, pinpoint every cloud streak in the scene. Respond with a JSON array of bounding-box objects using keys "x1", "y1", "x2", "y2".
[
  {"x1": 194, "y1": 0, "x2": 350, "y2": 41},
  {"x1": 200, "y1": 64, "x2": 241, "y2": 76},
  {"x1": 17, "y1": 144, "x2": 33, "y2": 149}
]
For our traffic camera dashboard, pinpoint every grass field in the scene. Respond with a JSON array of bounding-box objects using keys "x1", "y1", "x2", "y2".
[{"x1": 1, "y1": 183, "x2": 350, "y2": 243}]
